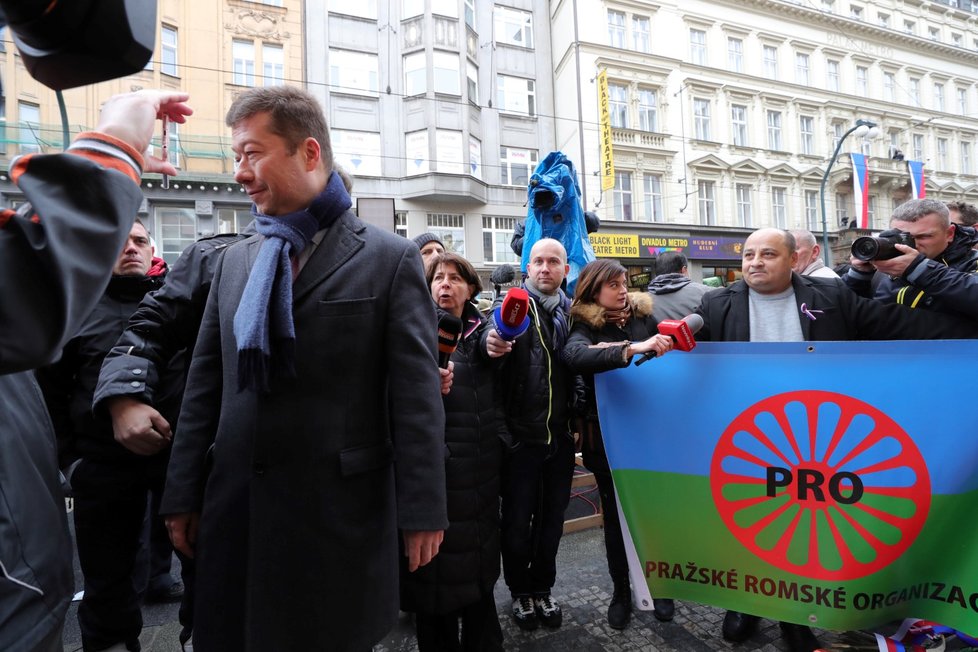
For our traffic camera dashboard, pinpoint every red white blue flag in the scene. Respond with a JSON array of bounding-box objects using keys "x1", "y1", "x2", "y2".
[
  {"x1": 850, "y1": 153, "x2": 870, "y2": 228},
  {"x1": 908, "y1": 160, "x2": 926, "y2": 199}
]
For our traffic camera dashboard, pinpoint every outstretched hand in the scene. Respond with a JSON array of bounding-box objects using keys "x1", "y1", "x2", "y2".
[{"x1": 95, "y1": 90, "x2": 193, "y2": 176}]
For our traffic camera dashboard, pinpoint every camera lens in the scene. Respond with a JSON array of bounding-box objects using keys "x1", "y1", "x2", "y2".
[{"x1": 851, "y1": 237, "x2": 881, "y2": 261}]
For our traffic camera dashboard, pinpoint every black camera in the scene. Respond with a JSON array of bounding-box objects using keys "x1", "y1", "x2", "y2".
[{"x1": 850, "y1": 228, "x2": 916, "y2": 261}]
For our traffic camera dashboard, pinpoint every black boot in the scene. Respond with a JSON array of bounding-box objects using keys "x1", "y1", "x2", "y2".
[
  {"x1": 652, "y1": 597, "x2": 674, "y2": 622},
  {"x1": 779, "y1": 622, "x2": 820, "y2": 652},
  {"x1": 608, "y1": 578, "x2": 632, "y2": 630}
]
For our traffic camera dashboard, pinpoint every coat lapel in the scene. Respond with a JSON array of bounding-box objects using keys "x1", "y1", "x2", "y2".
[
  {"x1": 728, "y1": 283, "x2": 751, "y2": 341},
  {"x1": 292, "y1": 211, "x2": 366, "y2": 305},
  {"x1": 792, "y1": 274, "x2": 815, "y2": 340}
]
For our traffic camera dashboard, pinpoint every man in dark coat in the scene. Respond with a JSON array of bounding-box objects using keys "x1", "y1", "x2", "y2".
[
  {"x1": 0, "y1": 90, "x2": 192, "y2": 652},
  {"x1": 161, "y1": 85, "x2": 448, "y2": 652},
  {"x1": 36, "y1": 221, "x2": 175, "y2": 652},
  {"x1": 697, "y1": 228, "x2": 976, "y2": 652}
]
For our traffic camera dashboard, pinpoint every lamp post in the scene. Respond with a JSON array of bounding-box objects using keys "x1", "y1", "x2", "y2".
[{"x1": 819, "y1": 119, "x2": 881, "y2": 265}]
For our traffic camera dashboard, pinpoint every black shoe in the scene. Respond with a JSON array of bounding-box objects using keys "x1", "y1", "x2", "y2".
[
  {"x1": 511, "y1": 595, "x2": 539, "y2": 631},
  {"x1": 721, "y1": 610, "x2": 760, "y2": 643},
  {"x1": 779, "y1": 622, "x2": 820, "y2": 652},
  {"x1": 146, "y1": 580, "x2": 184, "y2": 604},
  {"x1": 533, "y1": 594, "x2": 563, "y2": 629},
  {"x1": 608, "y1": 582, "x2": 631, "y2": 629},
  {"x1": 652, "y1": 598, "x2": 674, "y2": 622}
]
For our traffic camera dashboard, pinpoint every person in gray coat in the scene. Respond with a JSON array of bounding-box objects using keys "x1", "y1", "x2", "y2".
[
  {"x1": 647, "y1": 251, "x2": 716, "y2": 322},
  {"x1": 162, "y1": 86, "x2": 448, "y2": 652}
]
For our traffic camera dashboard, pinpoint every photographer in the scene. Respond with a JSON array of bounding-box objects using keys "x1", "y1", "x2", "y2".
[
  {"x1": 0, "y1": 89, "x2": 191, "y2": 652},
  {"x1": 845, "y1": 199, "x2": 978, "y2": 320}
]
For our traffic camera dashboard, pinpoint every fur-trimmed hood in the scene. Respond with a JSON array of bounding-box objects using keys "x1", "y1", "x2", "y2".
[{"x1": 570, "y1": 292, "x2": 654, "y2": 329}]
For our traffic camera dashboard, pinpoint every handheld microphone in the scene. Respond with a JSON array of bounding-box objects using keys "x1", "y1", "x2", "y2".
[
  {"x1": 492, "y1": 287, "x2": 531, "y2": 341},
  {"x1": 634, "y1": 313, "x2": 704, "y2": 366},
  {"x1": 437, "y1": 313, "x2": 463, "y2": 368}
]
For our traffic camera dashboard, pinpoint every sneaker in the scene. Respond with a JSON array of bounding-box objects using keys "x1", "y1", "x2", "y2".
[
  {"x1": 533, "y1": 594, "x2": 563, "y2": 629},
  {"x1": 511, "y1": 596, "x2": 539, "y2": 631}
]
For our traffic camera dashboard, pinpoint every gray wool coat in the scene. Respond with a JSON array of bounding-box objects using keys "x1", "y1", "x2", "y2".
[{"x1": 162, "y1": 210, "x2": 449, "y2": 652}]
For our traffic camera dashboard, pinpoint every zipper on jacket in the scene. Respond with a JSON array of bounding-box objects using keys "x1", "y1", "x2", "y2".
[{"x1": 528, "y1": 299, "x2": 554, "y2": 445}]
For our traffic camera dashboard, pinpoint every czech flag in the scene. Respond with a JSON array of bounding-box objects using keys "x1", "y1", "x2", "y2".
[
  {"x1": 851, "y1": 153, "x2": 870, "y2": 228},
  {"x1": 907, "y1": 160, "x2": 926, "y2": 198}
]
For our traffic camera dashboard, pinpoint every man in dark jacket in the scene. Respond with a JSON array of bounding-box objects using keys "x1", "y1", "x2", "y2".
[
  {"x1": 647, "y1": 251, "x2": 715, "y2": 322},
  {"x1": 845, "y1": 199, "x2": 978, "y2": 320},
  {"x1": 37, "y1": 221, "x2": 177, "y2": 652},
  {"x1": 484, "y1": 237, "x2": 577, "y2": 631},
  {"x1": 0, "y1": 90, "x2": 192, "y2": 652},
  {"x1": 697, "y1": 228, "x2": 976, "y2": 652}
]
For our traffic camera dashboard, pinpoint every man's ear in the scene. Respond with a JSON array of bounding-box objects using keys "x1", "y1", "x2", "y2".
[
  {"x1": 949, "y1": 223, "x2": 957, "y2": 239},
  {"x1": 302, "y1": 137, "x2": 322, "y2": 171}
]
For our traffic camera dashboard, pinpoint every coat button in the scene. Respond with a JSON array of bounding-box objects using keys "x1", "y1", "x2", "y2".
[
  {"x1": 130, "y1": 381, "x2": 142, "y2": 388},
  {"x1": 132, "y1": 369, "x2": 142, "y2": 375}
]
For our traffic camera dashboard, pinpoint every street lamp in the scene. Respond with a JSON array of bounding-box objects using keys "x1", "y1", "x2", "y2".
[{"x1": 819, "y1": 119, "x2": 881, "y2": 265}]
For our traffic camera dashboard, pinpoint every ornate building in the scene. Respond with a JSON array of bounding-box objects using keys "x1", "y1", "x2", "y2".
[{"x1": 0, "y1": 1, "x2": 302, "y2": 264}]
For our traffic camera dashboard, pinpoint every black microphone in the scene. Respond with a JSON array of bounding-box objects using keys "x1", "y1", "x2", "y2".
[
  {"x1": 634, "y1": 314, "x2": 704, "y2": 366},
  {"x1": 490, "y1": 264, "x2": 516, "y2": 287},
  {"x1": 437, "y1": 313, "x2": 463, "y2": 368}
]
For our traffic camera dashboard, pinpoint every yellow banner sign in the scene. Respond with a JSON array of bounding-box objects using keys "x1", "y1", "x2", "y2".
[
  {"x1": 597, "y1": 69, "x2": 615, "y2": 192},
  {"x1": 590, "y1": 233, "x2": 639, "y2": 258}
]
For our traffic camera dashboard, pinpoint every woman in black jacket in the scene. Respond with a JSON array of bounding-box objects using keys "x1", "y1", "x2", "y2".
[
  {"x1": 401, "y1": 252, "x2": 504, "y2": 651},
  {"x1": 564, "y1": 259, "x2": 675, "y2": 629}
]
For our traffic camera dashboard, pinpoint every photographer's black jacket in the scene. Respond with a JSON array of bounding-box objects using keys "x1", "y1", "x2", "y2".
[{"x1": 845, "y1": 225, "x2": 978, "y2": 320}]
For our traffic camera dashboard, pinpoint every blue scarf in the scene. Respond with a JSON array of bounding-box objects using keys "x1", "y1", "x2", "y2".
[
  {"x1": 233, "y1": 171, "x2": 352, "y2": 392},
  {"x1": 524, "y1": 279, "x2": 570, "y2": 355}
]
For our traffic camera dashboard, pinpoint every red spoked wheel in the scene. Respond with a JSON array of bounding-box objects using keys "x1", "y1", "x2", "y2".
[{"x1": 711, "y1": 390, "x2": 930, "y2": 581}]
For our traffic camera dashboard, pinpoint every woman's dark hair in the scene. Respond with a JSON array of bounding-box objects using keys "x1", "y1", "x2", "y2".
[
  {"x1": 571, "y1": 259, "x2": 627, "y2": 309},
  {"x1": 425, "y1": 252, "x2": 482, "y2": 301}
]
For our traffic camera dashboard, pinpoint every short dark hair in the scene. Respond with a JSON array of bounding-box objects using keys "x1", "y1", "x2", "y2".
[
  {"x1": 572, "y1": 259, "x2": 627, "y2": 308},
  {"x1": 947, "y1": 201, "x2": 978, "y2": 226},
  {"x1": 425, "y1": 252, "x2": 482, "y2": 301},
  {"x1": 225, "y1": 86, "x2": 332, "y2": 169},
  {"x1": 655, "y1": 251, "x2": 688, "y2": 276}
]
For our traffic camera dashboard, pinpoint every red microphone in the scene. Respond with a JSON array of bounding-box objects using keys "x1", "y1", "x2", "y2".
[
  {"x1": 492, "y1": 287, "x2": 531, "y2": 341},
  {"x1": 634, "y1": 313, "x2": 703, "y2": 366},
  {"x1": 437, "y1": 313, "x2": 463, "y2": 368}
]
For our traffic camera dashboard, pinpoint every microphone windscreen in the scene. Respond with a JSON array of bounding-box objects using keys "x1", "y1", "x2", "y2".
[
  {"x1": 490, "y1": 264, "x2": 516, "y2": 286},
  {"x1": 499, "y1": 288, "x2": 530, "y2": 328},
  {"x1": 683, "y1": 313, "x2": 705, "y2": 335}
]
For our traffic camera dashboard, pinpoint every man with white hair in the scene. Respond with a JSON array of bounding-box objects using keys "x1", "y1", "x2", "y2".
[{"x1": 790, "y1": 229, "x2": 839, "y2": 278}]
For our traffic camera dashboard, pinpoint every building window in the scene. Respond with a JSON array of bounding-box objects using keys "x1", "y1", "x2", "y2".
[
  {"x1": 698, "y1": 181, "x2": 717, "y2": 226},
  {"x1": 469, "y1": 136, "x2": 481, "y2": 179},
  {"x1": 609, "y1": 83, "x2": 628, "y2": 128},
  {"x1": 643, "y1": 174, "x2": 663, "y2": 222},
  {"x1": 395, "y1": 212, "x2": 408, "y2": 239},
  {"x1": 937, "y1": 138, "x2": 948, "y2": 170},
  {"x1": 263, "y1": 44, "x2": 284, "y2": 86},
  {"x1": 909, "y1": 77, "x2": 921, "y2": 105},
  {"x1": 767, "y1": 110, "x2": 782, "y2": 151},
  {"x1": 821, "y1": 0, "x2": 835, "y2": 11},
  {"x1": 483, "y1": 216, "x2": 520, "y2": 263},
  {"x1": 856, "y1": 66, "x2": 868, "y2": 96},
  {"x1": 330, "y1": 49, "x2": 379, "y2": 95},
  {"x1": 636, "y1": 89, "x2": 657, "y2": 132},
  {"x1": 433, "y1": 51, "x2": 460, "y2": 95},
  {"x1": 463, "y1": 0, "x2": 475, "y2": 28},
  {"x1": 832, "y1": 121, "x2": 845, "y2": 150},
  {"x1": 613, "y1": 171, "x2": 633, "y2": 221},
  {"x1": 632, "y1": 16, "x2": 651, "y2": 53},
  {"x1": 961, "y1": 141, "x2": 972, "y2": 174},
  {"x1": 826, "y1": 60, "x2": 840, "y2": 91},
  {"x1": 427, "y1": 213, "x2": 465, "y2": 255},
  {"x1": 805, "y1": 190, "x2": 819, "y2": 231},
  {"x1": 332, "y1": 130, "x2": 383, "y2": 176},
  {"x1": 904, "y1": 20, "x2": 916, "y2": 35},
  {"x1": 693, "y1": 98, "x2": 711, "y2": 141},
  {"x1": 959, "y1": 87, "x2": 968, "y2": 114},
  {"x1": 934, "y1": 82, "x2": 945, "y2": 111},
  {"x1": 953, "y1": 32, "x2": 963, "y2": 47},
  {"x1": 799, "y1": 115, "x2": 815, "y2": 155},
  {"x1": 728, "y1": 37, "x2": 743, "y2": 72},
  {"x1": 795, "y1": 52, "x2": 810, "y2": 85},
  {"x1": 771, "y1": 187, "x2": 787, "y2": 229},
  {"x1": 167, "y1": 121, "x2": 181, "y2": 168},
  {"x1": 850, "y1": 4, "x2": 863, "y2": 19},
  {"x1": 232, "y1": 40, "x2": 256, "y2": 86},
  {"x1": 431, "y1": 0, "x2": 457, "y2": 17},
  {"x1": 329, "y1": 0, "x2": 378, "y2": 19},
  {"x1": 496, "y1": 74, "x2": 535, "y2": 116},
  {"x1": 912, "y1": 133, "x2": 924, "y2": 160},
  {"x1": 883, "y1": 72, "x2": 895, "y2": 101},
  {"x1": 736, "y1": 184, "x2": 752, "y2": 228},
  {"x1": 607, "y1": 10, "x2": 626, "y2": 48},
  {"x1": 466, "y1": 62, "x2": 478, "y2": 103},
  {"x1": 929, "y1": 26, "x2": 940, "y2": 42},
  {"x1": 216, "y1": 207, "x2": 253, "y2": 235},
  {"x1": 434, "y1": 129, "x2": 464, "y2": 174},
  {"x1": 405, "y1": 130, "x2": 429, "y2": 175},
  {"x1": 690, "y1": 29, "x2": 707, "y2": 65},
  {"x1": 18, "y1": 102, "x2": 41, "y2": 154},
  {"x1": 500, "y1": 146, "x2": 537, "y2": 186},
  {"x1": 868, "y1": 195, "x2": 879, "y2": 229},
  {"x1": 495, "y1": 6, "x2": 533, "y2": 49},
  {"x1": 731, "y1": 104, "x2": 748, "y2": 147},
  {"x1": 835, "y1": 193, "x2": 850, "y2": 225},
  {"x1": 877, "y1": 12, "x2": 889, "y2": 28},
  {"x1": 404, "y1": 52, "x2": 427, "y2": 96},
  {"x1": 763, "y1": 45, "x2": 778, "y2": 79},
  {"x1": 162, "y1": 26, "x2": 178, "y2": 77},
  {"x1": 156, "y1": 208, "x2": 197, "y2": 266}
]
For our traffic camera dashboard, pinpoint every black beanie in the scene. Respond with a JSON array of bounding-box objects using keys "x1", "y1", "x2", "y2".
[{"x1": 413, "y1": 232, "x2": 444, "y2": 250}]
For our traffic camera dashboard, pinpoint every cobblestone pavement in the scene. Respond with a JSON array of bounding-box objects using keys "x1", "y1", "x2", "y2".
[{"x1": 63, "y1": 526, "x2": 969, "y2": 651}]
